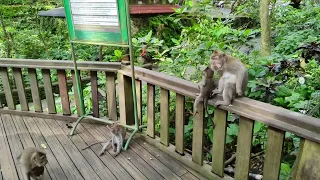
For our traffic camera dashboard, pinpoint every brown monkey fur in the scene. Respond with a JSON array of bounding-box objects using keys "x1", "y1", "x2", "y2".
[
  {"x1": 17, "y1": 147, "x2": 48, "y2": 180},
  {"x1": 210, "y1": 50, "x2": 248, "y2": 107}
]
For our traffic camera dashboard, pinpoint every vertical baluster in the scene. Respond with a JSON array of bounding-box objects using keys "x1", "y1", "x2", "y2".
[
  {"x1": 71, "y1": 70, "x2": 83, "y2": 116},
  {"x1": 235, "y1": 117, "x2": 254, "y2": 179},
  {"x1": 263, "y1": 127, "x2": 284, "y2": 180},
  {"x1": 211, "y1": 108, "x2": 228, "y2": 177},
  {"x1": 28, "y1": 69, "x2": 42, "y2": 112},
  {"x1": 42, "y1": 69, "x2": 56, "y2": 114},
  {"x1": 0, "y1": 67, "x2": 15, "y2": 109},
  {"x1": 90, "y1": 71, "x2": 99, "y2": 117},
  {"x1": 147, "y1": 83, "x2": 155, "y2": 138},
  {"x1": 175, "y1": 93, "x2": 185, "y2": 154},
  {"x1": 136, "y1": 80, "x2": 142, "y2": 127},
  {"x1": 118, "y1": 73, "x2": 134, "y2": 125},
  {"x1": 160, "y1": 88, "x2": 170, "y2": 146},
  {"x1": 12, "y1": 68, "x2": 28, "y2": 111},
  {"x1": 57, "y1": 70, "x2": 71, "y2": 115},
  {"x1": 192, "y1": 102, "x2": 204, "y2": 165},
  {"x1": 105, "y1": 72, "x2": 117, "y2": 121}
]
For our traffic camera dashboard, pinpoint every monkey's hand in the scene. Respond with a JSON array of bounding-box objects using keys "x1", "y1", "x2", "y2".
[{"x1": 236, "y1": 89, "x2": 243, "y2": 97}]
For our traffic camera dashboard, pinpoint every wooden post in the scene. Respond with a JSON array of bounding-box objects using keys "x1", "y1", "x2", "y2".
[{"x1": 118, "y1": 72, "x2": 134, "y2": 126}]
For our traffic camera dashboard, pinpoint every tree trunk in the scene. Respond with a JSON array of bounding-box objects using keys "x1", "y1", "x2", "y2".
[{"x1": 260, "y1": 0, "x2": 271, "y2": 56}]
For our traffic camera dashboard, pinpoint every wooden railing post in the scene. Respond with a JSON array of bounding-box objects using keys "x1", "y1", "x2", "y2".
[
  {"x1": 160, "y1": 88, "x2": 170, "y2": 146},
  {"x1": 118, "y1": 72, "x2": 134, "y2": 126},
  {"x1": 292, "y1": 139, "x2": 320, "y2": 180},
  {"x1": 175, "y1": 93, "x2": 185, "y2": 155},
  {"x1": 192, "y1": 102, "x2": 204, "y2": 165},
  {"x1": 105, "y1": 72, "x2": 117, "y2": 121},
  {"x1": 147, "y1": 83, "x2": 155, "y2": 138},
  {"x1": 0, "y1": 67, "x2": 15, "y2": 110}
]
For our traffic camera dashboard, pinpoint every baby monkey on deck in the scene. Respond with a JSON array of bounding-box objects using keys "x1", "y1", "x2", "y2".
[
  {"x1": 210, "y1": 50, "x2": 248, "y2": 107},
  {"x1": 17, "y1": 147, "x2": 48, "y2": 180},
  {"x1": 193, "y1": 67, "x2": 216, "y2": 119},
  {"x1": 82, "y1": 123, "x2": 126, "y2": 156}
]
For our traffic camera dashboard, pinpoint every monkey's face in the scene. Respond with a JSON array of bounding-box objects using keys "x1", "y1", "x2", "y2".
[
  {"x1": 204, "y1": 67, "x2": 214, "y2": 78},
  {"x1": 33, "y1": 153, "x2": 48, "y2": 167},
  {"x1": 111, "y1": 123, "x2": 121, "y2": 135},
  {"x1": 210, "y1": 51, "x2": 226, "y2": 71}
]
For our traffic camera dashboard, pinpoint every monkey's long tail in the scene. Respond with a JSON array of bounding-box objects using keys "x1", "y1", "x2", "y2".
[{"x1": 82, "y1": 142, "x2": 103, "y2": 150}]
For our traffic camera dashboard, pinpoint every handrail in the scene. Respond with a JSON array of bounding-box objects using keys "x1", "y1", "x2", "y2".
[
  {"x1": 0, "y1": 58, "x2": 121, "y2": 72},
  {"x1": 119, "y1": 66, "x2": 320, "y2": 143}
]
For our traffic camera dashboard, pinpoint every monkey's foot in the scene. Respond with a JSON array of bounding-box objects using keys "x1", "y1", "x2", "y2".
[
  {"x1": 194, "y1": 93, "x2": 200, "y2": 96},
  {"x1": 214, "y1": 101, "x2": 230, "y2": 107},
  {"x1": 236, "y1": 90, "x2": 243, "y2": 97}
]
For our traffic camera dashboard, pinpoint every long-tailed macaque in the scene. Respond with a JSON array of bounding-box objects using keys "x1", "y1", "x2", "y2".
[
  {"x1": 17, "y1": 147, "x2": 48, "y2": 180},
  {"x1": 210, "y1": 50, "x2": 248, "y2": 107},
  {"x1": 193, "y1": 67, "x2": 216, "y2": 115},
  {"x1": 82, "y1": 123, "x2": 126, "y2": 156}
]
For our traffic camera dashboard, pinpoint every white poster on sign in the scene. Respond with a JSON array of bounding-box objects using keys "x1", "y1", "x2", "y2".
[
  {"x1": 71, "y1": 8, "x2": 118, "y2": 16},
  {"x1": 71, "y1": 3, "x2": 117, "y2": 8},
  {"x1": 70, "y1": 0, "x2": 116, "y2": 2}
]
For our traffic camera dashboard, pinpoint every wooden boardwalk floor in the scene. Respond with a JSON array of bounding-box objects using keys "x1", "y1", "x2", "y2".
[{"x1": 0, "y1": 114, "x2": 207, "y2": 180}]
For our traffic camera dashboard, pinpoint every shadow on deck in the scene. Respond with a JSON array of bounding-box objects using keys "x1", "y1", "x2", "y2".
[{"x1": 0, "y1": 114, "x2": 206, "y2": 180}]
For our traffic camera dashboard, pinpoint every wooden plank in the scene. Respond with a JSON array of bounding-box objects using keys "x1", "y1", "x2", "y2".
[
  {"x1": 117, "y1": 73, "x2": 134, "y2": 125},
  {"x1": 12, "y1": 115, "x2": 66, "y2": 180},
  {"x1": 292, "y1": 139, "x2": 320, "y2": 180},
  {"x1": 0, "y1": 114, "x2": 19, "y2": 179},
  {"x1": 42, "y1": 69, "x2": 56, "y2": 114},
  {"x1": 57, "y1": 70, "x2": 71, "y2": 115},
  {"x1": 0, "y1": 67, "x2": 15, "y2": 109},
  {"x1": 181, "y1": 172, "x2": 200, "y2": 180},
  {"x1": 1, "y1": 114, "x2": 28, "y2": 180},
  {"x1": 48, "y1": 118, "x2": 115, "y2": 180},
  {"x1": 234, "y1": 117, "x2": 254, "y2": 180},
  {"x1": 263, "y1": 127, "x2": 284, "y2": 180},
  {"x1": 28, "y1": 68, "x2": 42, "y2": 112},
  {"x1": 30, "y1": 117, "x2": 85, "y2": 180},
  {"x1": 136, "y1": 80, "x2": 142, "y2": 127},
  {"x1": 71, "y1": 70, "x2": 83, "y2": 116},
  {"x1": 147, "y1": 83, "x2": 155, "y2": 138},
  {"x1": 83, "y1": 123, "x2": 157, "y2": 180},
  {"x1": 160, "y1": 88, "x2": 170, "y2": 146},
  {"x1": 192, "y1": 102, "x2": 204, "y2": 165},
  {"x1": 135, "y1": 137, "x2": 188, "y2": 176},
  {"x1": 22, "y1": 116, "x2": 74, "y2": 179},
  {"x1": 98, "y1": 125, "x2": 182, "y2": 180},
  {"x1": 105, "y1": 72, "x2": 117, "y2": 121},
  {"x1": 211, "y1": 108, "x2": 228, "y2": 177},
  {"x1": 12, "y1": 68, "x2": 29, "y2": 111},
  {"x1": 175, "y1": 93, "x2": 185, "y2": 154},
  {"x1": 91, "y1": 71, "x2": 99, "y2": 117}
]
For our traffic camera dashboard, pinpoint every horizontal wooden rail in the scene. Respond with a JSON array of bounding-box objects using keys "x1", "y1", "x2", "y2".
[
  {"x1": 119, "y1": 66, "x2": 320, "y2": 143},
  {"x1": 0, "y1": 58, "x2": 121, "y2": 72}
]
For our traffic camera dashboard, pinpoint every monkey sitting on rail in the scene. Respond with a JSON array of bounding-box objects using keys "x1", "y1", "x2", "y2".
[
  {"x1": 210, "y1": 50, "x2": 248, "y2": 107},
  {"x1": 82, "y1": 123, "x2": 126, "y2": 156}
]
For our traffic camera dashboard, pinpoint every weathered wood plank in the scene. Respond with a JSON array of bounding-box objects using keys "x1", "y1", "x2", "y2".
[
  {"x1": 118, "y1": 73, "x2": 134, "y2": 125},
  {"x1": 31, "y1": 117, "x2": 84, "y2": 180},
  {"x1": 175, "y1": 93, "x2": 185, "y2": 154},
  {"x1": 263, "y1": 127, "x2": 285, "y2": 180},
  {"x1": 83, "y1": 123, "x2": 154, "y2": 180},
  {"x1": 234, "y1": 117, "x2": 254, "y2": 180},
  {"x1": 135, "y1": 137, "x2": 188, "y2": 176},
  {"x1": 12, "y1": 68, "x2": 29, "y2": 111},
  {"x1": 147, "y1": 83, "x2": 155, "y2": 138},
  {"x1": 57, "y1": 70, "x2": 71, "y2": 115},
  {"x1": 42, "y1": 69, "x2": 56, "y2": 114},
  {"x1": 136, "y1": 80, "x2": 142, "y2": 127},
  {"x1": 192, "y1": 102, "x2": 204, "y2": 165},
  {"x1": 1, "y1": 114, "x2": 28, "y2": 180},
  {"x1": 47, "y1": 118, "x2": 114, "y2": 180},
  {"x1": 181, "y1": 172, "x2": 200, "y2": 180},
  {"x1": 211, "y1": 108, "x2": 228, "y2": 177},
  {"x1": 0, "y1": 114, "x2": 19, "y2": 179},
  {"x1": 91, "y1": 71, "x2": 99, "y2": 117},
  {"x1": 0, "y1": 67, "x2": 15, "y2": 109},
  {"x1": 12, "y1": 115, "x2": 66, "y2": 180},
  {"x1": 71, "y1": 70, "x2": 83, "y2": 116},
  {"x1": 292, "y1": 139, "x2": 320, "y2": 180},
  {"x1": 28, "y1": 68, "x2": 42, "y2": 112},
  {"x1": 160, "y1": 88, "x2": 170, "y2": 146},
  {"x1": 105, "y1": 72, "x2": 117, "y2": 121},
  {"x1": 22, "y1": 116, "x2": 74, "y2": 179}
]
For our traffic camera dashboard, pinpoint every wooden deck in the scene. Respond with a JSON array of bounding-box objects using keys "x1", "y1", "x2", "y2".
[{"x1": 0, "y1": 114, "x2": 207, "y2": 180}]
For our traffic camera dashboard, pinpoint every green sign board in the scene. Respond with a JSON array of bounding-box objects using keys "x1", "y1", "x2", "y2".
[{"x1": 63, "y1": 0, "x2": 129, "y2": 45}]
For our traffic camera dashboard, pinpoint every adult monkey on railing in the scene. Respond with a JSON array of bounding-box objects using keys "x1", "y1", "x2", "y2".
[{"x1": 210, "y1": 50, "x2": 248, "y2": 107}]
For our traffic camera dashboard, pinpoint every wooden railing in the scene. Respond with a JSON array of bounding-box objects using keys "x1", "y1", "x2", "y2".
[{"x1": 0, "y1": 58, "x2": 319, "y2": 180}]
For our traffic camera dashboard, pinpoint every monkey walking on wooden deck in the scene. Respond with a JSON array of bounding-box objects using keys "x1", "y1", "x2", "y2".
[
  {"x1": 82, "y1": 123, "x2": 126, "y2": 156},
  {"x1": 17, "y1": 147, "x2": 48, "y2": 180}
]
